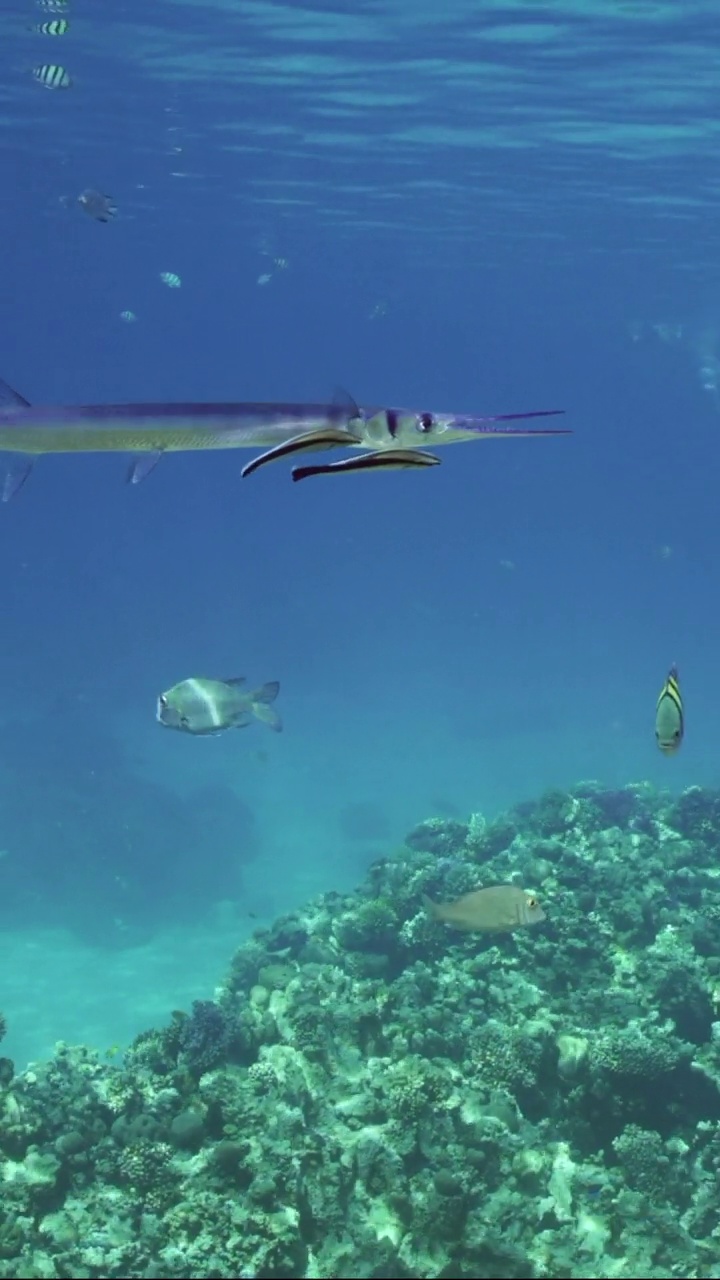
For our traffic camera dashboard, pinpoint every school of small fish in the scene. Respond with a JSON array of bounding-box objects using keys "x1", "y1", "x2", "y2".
[{"x1": 31, "y1": 0, "x2": 71, "y2": 89}]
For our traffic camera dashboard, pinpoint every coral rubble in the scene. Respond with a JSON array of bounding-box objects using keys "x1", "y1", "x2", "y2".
[{"x1": 4, "y1": 781, "x2": 720, "y2": 1277}]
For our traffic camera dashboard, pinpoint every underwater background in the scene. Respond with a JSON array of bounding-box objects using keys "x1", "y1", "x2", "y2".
[{"x1": 3, "y1": 1, "x2": 720, "y2": 1276}]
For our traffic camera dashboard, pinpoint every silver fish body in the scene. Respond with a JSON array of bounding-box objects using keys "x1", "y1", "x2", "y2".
[
  {"x1": 0, "y1": 397, "x2": 348, "y2": 457},
  {"x1": 0, "y1": 376, "x2": 568, "y2": 498},
  {"x1": 157, "y1": 676, "x2": 282, "y2": 736}
]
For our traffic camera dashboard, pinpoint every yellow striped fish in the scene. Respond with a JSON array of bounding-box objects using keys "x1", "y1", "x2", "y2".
[
  {"x1": 33, "y1": 64, "x2": 71, "y2": 88},
  {"x1": 655, "y1": 665, "x2": 684, "y2": 755}
]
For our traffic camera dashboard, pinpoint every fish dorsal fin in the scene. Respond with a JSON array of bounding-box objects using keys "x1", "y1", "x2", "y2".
[
  {"x1": 330, "y1": 385, "x2": 361, "y2": 425},
  {"x1": 223, "y1": 676, "x2": 246, "y2": 686},
  {"x1": 0, "y1": 378, "x2": 31, "y2": 408}
]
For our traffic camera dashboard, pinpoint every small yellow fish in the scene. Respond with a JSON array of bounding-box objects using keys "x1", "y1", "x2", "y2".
[
  {"x1": 423, "y1": 883, "x2": 545, "y2": 934},
  {"x1": 655, "y1": 664, "x2": 683, "y2": 755}
]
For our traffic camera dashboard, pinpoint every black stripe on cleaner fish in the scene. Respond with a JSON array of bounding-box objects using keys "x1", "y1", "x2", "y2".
[{"x1": 292, "y1": 448, "x2": 440, "y2": 482}]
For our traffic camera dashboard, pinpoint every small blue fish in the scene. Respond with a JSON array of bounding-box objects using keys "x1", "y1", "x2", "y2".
[{"x1": 160, "y1": 271, "x2": 181, "y2": 288}]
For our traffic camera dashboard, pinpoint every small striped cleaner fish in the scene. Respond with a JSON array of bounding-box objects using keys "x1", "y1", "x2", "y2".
[
  {"x1": 32, "y1": 19, "x2": 69, "y2": 34},
  {"x1": 37, "y1": 0, "x2": 69, "y2": 10},
  {"x1": 33, "y1": 64, "x2": 72, "y2": 88}
]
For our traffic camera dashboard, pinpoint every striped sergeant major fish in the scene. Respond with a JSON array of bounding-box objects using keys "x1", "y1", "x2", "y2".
[
  {"x1": 0, "y1": 377, "x2": 569, "y2": 500},
  {"x1": 655, "y1": 664, "x2": 684, "y2": 755},
  {"x1": 32, "y1": 19, "x2": 69, "y2": 34},
  {"x1": 33, "y1": 63, "x2": 71, "y2": 88}
]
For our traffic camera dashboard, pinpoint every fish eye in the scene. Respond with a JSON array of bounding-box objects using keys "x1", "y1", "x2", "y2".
[
  {"x1": 417, "y1": 412, "x2": 434, "y2": 433},
  {"x1": 159, "y1": 695, "x2": 168, "y2": 708},
  {"x1": 527, "y1": 896, "x2": 538, "y2": 908}
]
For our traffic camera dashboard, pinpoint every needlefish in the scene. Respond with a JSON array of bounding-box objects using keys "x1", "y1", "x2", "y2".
[{"x1": 0, "y1": 377, "x2": 570, "y2": 501}]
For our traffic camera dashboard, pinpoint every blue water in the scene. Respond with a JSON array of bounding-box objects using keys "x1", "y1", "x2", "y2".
[{"x1": 1, "y1": 0, "x2": 718, "y2": 1067}]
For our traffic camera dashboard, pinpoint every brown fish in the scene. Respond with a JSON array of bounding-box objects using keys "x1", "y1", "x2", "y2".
[{"x1": 423, "y1": 884, "x2": 545, "y2": 933}]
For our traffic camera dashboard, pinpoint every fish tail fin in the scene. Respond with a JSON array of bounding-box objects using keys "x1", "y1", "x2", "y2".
[
  {"x1": 252, "y1": 680, "x2": 282, "y2": 732},
  {"x1": 0, "y1": 378, "x2": 31, "y2": 408},
  {"x1": 254, "y1": 680, "x2": 279, "y2": 704},
  {"x1": 292, "y1": 462, "x2": 329, "y2": 481},
  {"x1": 422, "y1": 893, "x2": 441, "y2": 921}
]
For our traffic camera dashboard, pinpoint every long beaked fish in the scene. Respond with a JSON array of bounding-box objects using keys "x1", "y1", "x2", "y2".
[{"x1": 0, "y1": 377, "x2": 569, "y2": 500}]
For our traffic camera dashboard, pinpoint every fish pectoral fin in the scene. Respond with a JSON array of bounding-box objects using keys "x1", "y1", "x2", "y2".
[
  {"x1": 230, "y1": 713, "x2": 253, "y2": 729},
  {"x1": 0, "y1": 378, "x2": 31, "y2": 408},
  {"x1": 3, "y1": 454, "x2": 35, "y2": 502},
  {"x1": 291, "y1": 448, "x2": 441, "y2": 482},
  {"x1": 222, "y1": 676, "x2": 246, "y2": 687},
  {"x1": 127, "y1": 450, "x2": 163, "y2": 485},
  {"x1": 241, "y1": 427, "x2": 364, "y2": 479}
]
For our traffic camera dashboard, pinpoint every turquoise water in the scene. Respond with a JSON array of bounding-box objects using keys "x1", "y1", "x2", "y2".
[{"x1": 1, "y1": 0, "x2": 719, "y2": 1071}]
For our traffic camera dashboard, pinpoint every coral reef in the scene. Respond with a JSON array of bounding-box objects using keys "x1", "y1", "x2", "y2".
[{"x1": 5, "y1": 781, "x2": 720, "y2": 1276}]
